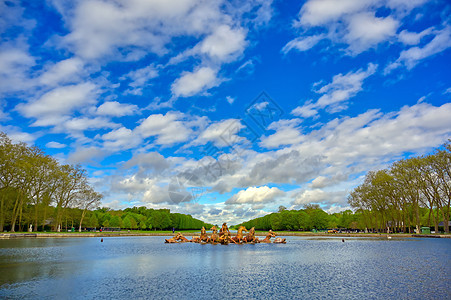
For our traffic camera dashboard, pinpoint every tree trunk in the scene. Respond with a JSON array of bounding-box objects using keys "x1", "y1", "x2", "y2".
[
  {"x1": 41, "y1": 205, "x2": 47, "y2": 231},
  {"x1": 10, "y1": 191, "x2": 22, "y2": 233},
  {"x1": 18, "y1": 205, "x2": 23, "y2": 232},
  {"x1": 0, "y1": 193, "x2": 4, "y2": 232},
  {"x1": 79, "y1": 209, "x2": 87, "y2": 232},
  {"x1": 34, "y1": 202, "x2": 39, "y2": 232},
  {"x1": 441, "y1": 209, "x2": 449, "y2": 234},
  {"x1": 414, "y1": 199, "x2": 421, "y2": 234}
]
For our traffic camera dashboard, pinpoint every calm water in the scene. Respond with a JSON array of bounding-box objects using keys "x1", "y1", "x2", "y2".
[{"x1": 0, "y1": 236, "x2": 450, "y2": 299}]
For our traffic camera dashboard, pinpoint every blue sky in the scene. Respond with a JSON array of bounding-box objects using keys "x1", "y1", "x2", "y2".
[{"x1": 1, "y1": 0, "x2": 451, "y2": 225}]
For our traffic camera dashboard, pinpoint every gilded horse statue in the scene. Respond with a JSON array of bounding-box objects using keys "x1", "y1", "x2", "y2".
[
  {"x1": 191, "y1": 226, "x2": 209, "y2": 243},
  {"x1": 243, "y1": 227, "x2": 259, "y2": 243},
  {"x1": 219, "y1": 222, "x2": 231, "y2": 237},
  {"x1": 200, "y1": 226, "x2": 209, "y2": 243},
  {"x1": 210, "y1": 226, "x2": 219, "y2": 244},
  {"x1": 219, "y1": 222, "x2": 235, "y2": 244},
  {"x1": 231, "y1": 226, "x2": 247, "y2": 244},
  {"x1": 219, "y1": 230, "x2": 234, "y2": 244},
  {"x1": 273, "y1": 237, "x2": 286, "y2": 244},
  {"x1": 165, "y1": 232, "x2": 189, "y2": 243},
  {"x1": 260, "y1": 230, "x2": 276, "y2": 243}
]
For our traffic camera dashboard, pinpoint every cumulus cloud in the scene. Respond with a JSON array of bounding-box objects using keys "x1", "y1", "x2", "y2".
[
  {"x1": 97, "y1": 101, "x2": 451, "y2": 223},
  {"x1": 309, "y1": 174, "x2": 349, "y2": 189},
  {"x1": 46, "y1": 141, "x2": 67, "y2": 149},
  {"x1": 291, "y1": 102, "x2": 319, "y2": 118},
  {"x1": 171, "y1": 67, "x2": 220, "y2": 98},
  {"x1": 136, "y1": 112, "x2": 193, "y2": 145},
  {"x1": 385, "y1": 26, "x2": 451, "y2": 73},
  {"x1": 344, "y1": 12, "x2": 398, "y2": 54},
  {"x1": 0, "y1": 125, "x2": 38, "y2": 145},
  {"x1": 62, "y1": 117, "x2": 118, "y2": 132},
  {"x1": 259, "y1": 119, "x2": 304, "y2": 149},
  {"x1": 297, "y1": 0, "x2": 372, "y2": 27},
  {"x1": 284, "y1": 0, "x2": 428, "y2": 56},
  {"x1": 16, "y1": 82, "x2": 99, "y2": 126},
  {"x1": 200, "y1": 25, "x2": 247, "y2": 62},
  {"x1": 123, "y1": 152, "x2": 170, "y2": 175},
  {"x1": 398, "y1": 27, "x2": 433, "y2": 46},
  {"x1": 291, "y1": 63, "x2": 377, "y2": 117},
  {"x1": 96, "y1": 101, "x2": 139, "y2": 117},
  {"x1": 120, "y1": 65, "x2": 159, "y2": 95},
  {"x1": 38, "y1": 58, "x2": 85, "y2": 86},
  {"x1": 102, "y1": 127, "x2": 142, "y2": 151},
  {"x1": 292, "y1": 189, "x2": 348, "y2": 206},
  {"x1": 67, "y1": 146, "x2": 107, "y2": 164},
  {"x1": 193, "y1": 118, "x2": 244, "y2": 147},
  {"x1": 226, "y1": 186, "x2": 285, "y2": 205},
  {"x1": 0, "y1": 43, "x2": 35, "y2": 95},
  {"x1": 243, "y1": 150, "x2": 325, "y2": 186},
  {"x1": 315, "y1": 63, "x2": 377, "y2": 109}
]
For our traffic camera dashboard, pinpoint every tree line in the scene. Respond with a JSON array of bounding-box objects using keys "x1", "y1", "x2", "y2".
[
  {"x1": 348, "y1": 141, "x2": 450, "y2": 234},
  {"x1": 0, "y1": 132, "x2": 211, "y2": 232},
  {"x1": 238, "y1": 204, "x2": 361, "y2": 231},
  {"x1": 239, "y1": 142, "x2": 450, "y2": 233}
]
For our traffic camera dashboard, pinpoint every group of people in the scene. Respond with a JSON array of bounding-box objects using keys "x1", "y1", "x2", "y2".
[{"x1": 164, "y1": 223, "x2": 286, "y2": 244}]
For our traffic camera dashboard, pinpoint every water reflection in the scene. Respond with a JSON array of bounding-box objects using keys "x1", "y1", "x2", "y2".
[{"x1": 1, "y1": 236, "x2": 450, "y2": 299}]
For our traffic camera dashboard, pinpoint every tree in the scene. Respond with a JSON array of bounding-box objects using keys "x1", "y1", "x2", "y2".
[
  {"x1": 53, "y1": 164, "x2": 88, "y2": 231},
  {"x1": 77, "y1": 187, "x2": 102, "y2": 232},
  {"x1": 278, "y1": 205, "x2": 287, "y2": 212}
]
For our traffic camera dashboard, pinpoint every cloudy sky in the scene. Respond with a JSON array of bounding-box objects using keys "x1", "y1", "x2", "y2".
[{"x1": 1, "y1": 0, "x2": 451, "y2": 225}]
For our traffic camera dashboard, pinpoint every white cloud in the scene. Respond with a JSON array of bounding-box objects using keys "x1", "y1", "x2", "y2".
[
  {"x1": 16, "y1": 82, "x2": 99, "y2": 125},
  {"x1": 316, "y1": 63, "x2": 377, "y2": 109},
  {"x1": 120, "y1": 65, "x2": 159, "y2": 95},
  {"x1": 38, "y1": 58, "x2": 85, "y2": 86},
  {"x1": 136, "y1": 112, "x2": 192, "y2": 145},
  {"x1": 97, "y1": 101, "x2": 451, "y2": 223},
  {"x1": 171, "y1": 67, "x2": 220, "y2": 98},
  {"x1": 54, "y1": 0, "x2": 263, "y2": 61},
  {"x1": 291, "y1": 64, "x2": 377, "y2": 117},
  {"x1": 285, "y1": 0, "x2": 426, "y2": 56},
  {"x1": 62, "y1": 117, "x2": 118, "y2": 132},
  {"x1": 292, "y1": 189, "x2": 348, "y2": 206},
  {"x1": 398, "y1": 27, "x2": 433, "y2": 46},
  {"x1": 200, "y1": 25, "x2": 246, "y2": 62},
  {"x1": 123, "y1": 152, "x2": 170, "y2": 175},
  {"x1": 385, "y1": 26, "x2": 451, "y2": 72},
  {"x1": 260, "y1": 127, "x2": 304, "y2": 149},
  {"x1": 102, "y1": 127, "x2": 141, "y2": 151},
  {"x1": 291, "y1": 102, "x2": 319, "y2": 118},
  {"x1": 386, "y1": 0, "x2": 428, "y2": 12},
  {"x1": 67, "y1": 146, "x2": 107, "y2": 164},
  {"x1": 260, "y1": 119, "x2": 304, "y2": 149},
  {"x1": 344, "y1": 12, "x2": 398, "y2": 54},
  {"x1": 46, "y1": 141, "x2": 67, "y2": 149},
  {"x1": 226, "y1": 186, "x2": 285, "y2": 205},
  {"x1": 0, "y1": 43, "x2": 35, "y2": 94},
  {"x1": 282, "y1": 34, "x2": 325, "y2": 53},
  {"x1": 0, "y1": 125, "x2": 38, "y2": 145},
  {"x1": 143, "y1": 183, "x2": 176, "y2": 204},
  {"x1": 96, "y1": 101, "x2": 139, "y2": 117},
  {"x1": 226, "y1": 96, "x2": 235, "y2": 104},
  {"x1": 193, "y1": 119, "x2": 244, "y2": 147},
  {"x1": 298, "y1": 0, "x2": 372, "y2": 27},
  {"x1": 310, "y1": 173, "x2": 348, "y2": 189}
]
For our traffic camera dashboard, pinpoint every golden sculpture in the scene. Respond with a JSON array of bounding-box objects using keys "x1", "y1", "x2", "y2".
[{"x1": 165, "y1": 225, "x2": 285, "y2": 245}]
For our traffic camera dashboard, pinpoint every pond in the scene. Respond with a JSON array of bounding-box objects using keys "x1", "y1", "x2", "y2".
[{"x1": 1, "y1": 236, "x2": 450, "y2": 299}]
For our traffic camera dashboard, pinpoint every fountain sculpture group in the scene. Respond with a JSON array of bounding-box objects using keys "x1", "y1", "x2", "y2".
[{"x1": 165, "y1": 223, "x2": 286, "y2": 244}]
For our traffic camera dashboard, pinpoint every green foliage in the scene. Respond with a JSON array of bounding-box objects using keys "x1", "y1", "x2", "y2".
[{"x1": 348, "y1": 140, "x2": 451, "y2": 233}]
